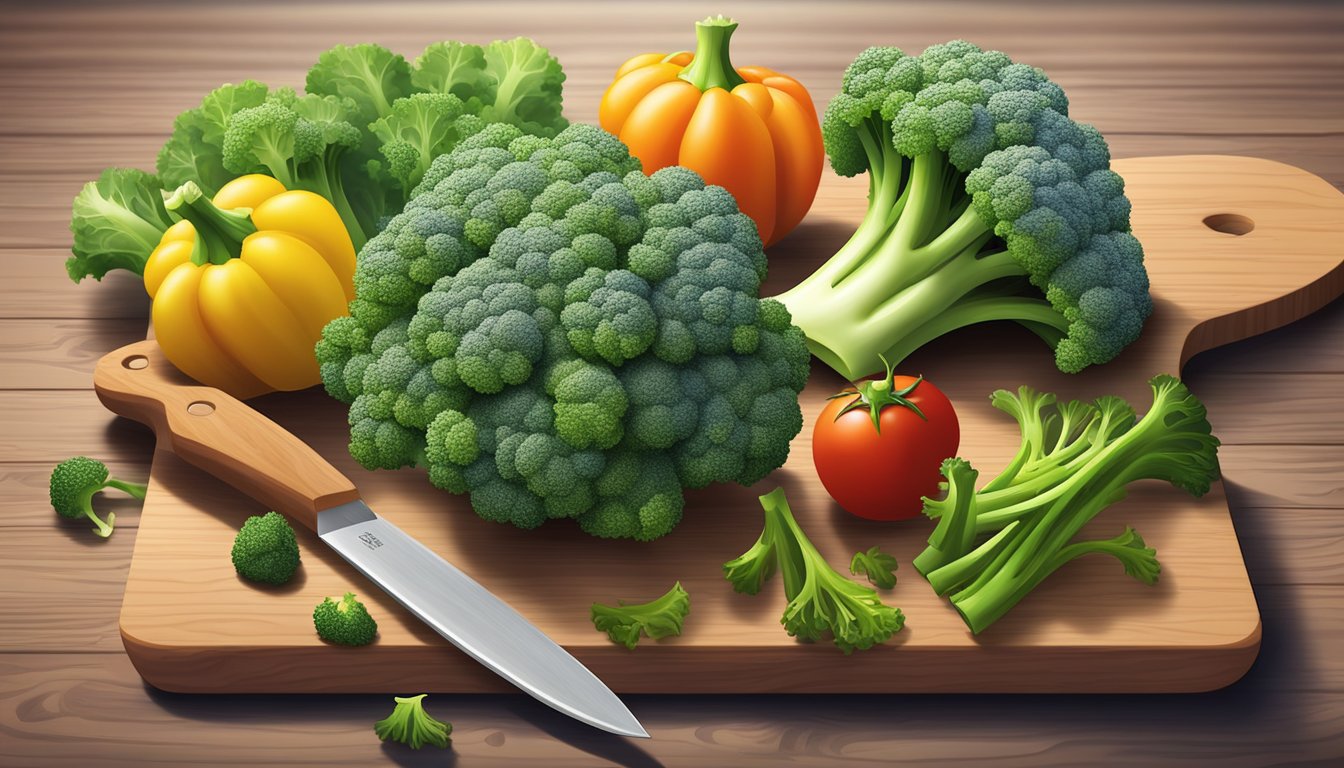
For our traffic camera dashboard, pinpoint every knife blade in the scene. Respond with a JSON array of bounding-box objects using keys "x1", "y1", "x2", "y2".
[
  {"x1": 92, "y1": 340, "x2": 647, "y2": 739},
  {"x1": 318, "y1": 500, "x2": 647, "y2": 738}
]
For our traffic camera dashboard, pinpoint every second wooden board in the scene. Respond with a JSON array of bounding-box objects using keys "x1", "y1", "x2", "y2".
[{"x1": 116, "y1": 156, "x2": 1344, "y2": 693}]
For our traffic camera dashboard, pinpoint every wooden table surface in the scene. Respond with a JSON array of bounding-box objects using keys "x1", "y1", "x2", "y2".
[{"x1": 2, "y1": 1, "x2": 1342, "y2": 765}]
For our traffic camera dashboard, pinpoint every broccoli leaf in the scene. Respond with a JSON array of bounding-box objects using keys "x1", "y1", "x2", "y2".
[
  {"x1": 67, "y1": 168, "x2": 174, "y2": 282},
  {"x1": 305, "y1": 43, "x2": 414, "y2": 128},
  {"x1": 591, "y1": 582, "x2": 691, "y2": 649},
  {"x1": 157, "y1": 80, "x2": 269, "y2": 196},
  {"x1": 478, "y1": 37, "x2": 568, "y2": 136},
  {"x1": 850, "y1": 546, "x2": 899, "y2": 589}
]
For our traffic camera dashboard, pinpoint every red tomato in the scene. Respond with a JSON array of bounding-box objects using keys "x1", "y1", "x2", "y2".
[{"x1": 813, "y1": 373, "x2": 959, "y2": 521}]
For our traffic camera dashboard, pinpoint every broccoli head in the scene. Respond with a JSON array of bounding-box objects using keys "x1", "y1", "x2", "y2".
[
  {"x1": 48, "y1": 457, "x2": 147, "y2": 538},
  {"x1": 775, "y1": 40, "x2": 1151, "y2": 379},
  {"x1": 313, "y1": 592, "x2": 379, "y2": 646},
  {"x1": 317, "y1": 124, "x2": 810, "y2": 540},
  {"x1": 230, "y1": 511, "x2": 301, "y2": 585}
]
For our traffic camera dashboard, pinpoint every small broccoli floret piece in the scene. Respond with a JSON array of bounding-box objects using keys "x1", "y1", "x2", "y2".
[
  {"x1": 373, "y1": 694, "x2": 452, "y2": 750},
  {"x1": 777, "y1": 40, "x2": 1151, "y2": 379},
  {"x1": 915, "y1": 375, "x2": 1219, "y2": 633},
  {"x1": 230, "y1": 511, "x2": 301, "y2": 585},
  {"x1": 49, "y1": 457, "x2": 146, "y2": 538},
  {"x1": 590, "y1": 581, "x2": 691, "y2": 650},
  {"x1": 850, "y1": 546, "x2": 899, "y2": 589},
  {"x1": 313, "y1": 592, "x2": 379, "y2": 646},
  {"x1": 725, "y1": 488, "x2": 905, "y2": 653}
]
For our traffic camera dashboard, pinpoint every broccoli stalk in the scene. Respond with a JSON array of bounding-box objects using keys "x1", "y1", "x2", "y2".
[
  {"x1": 914, "y1": 375, "x2": 1220, "y2": 634},
  {"x1": 48, "y1": 457, "x2": 147, "y2": 538},
  {"x1": 591, "y1": 582, "x2": 691, "y2": 649},
  {"x1": 725, "y1": 488, "x2": 904, "y2": 653},
  {"x1": 374, "y1": 694, "x2": 452, "y2": 749},
  {"x1": 775, "y1": 42, "x2": 1152, "y2": 379}
]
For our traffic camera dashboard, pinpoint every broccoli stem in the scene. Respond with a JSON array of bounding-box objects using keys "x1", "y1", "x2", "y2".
[
  {"x1": 104, "y1": 478, "x2": 148, "y2": 501},
  {"x1": 677, "y1": 16, "x2": 747, "y2": 92},
  {"x1": 305, "y1": 151, "x2": 368, "y2": 251},
  {"x1": 163, "y1": 181, "x2": 256, "y2": 265}
]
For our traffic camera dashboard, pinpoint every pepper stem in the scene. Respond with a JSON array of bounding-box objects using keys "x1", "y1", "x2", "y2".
[
  {"x1": 163, "y1": 181, "x2": 256, "y2": 266},
  {"x1": 678, "y1": 15, "x2": 747, "y2": 92},
  {"x1": 828, "y1": 355, "x2": 928, "y2": 433}
]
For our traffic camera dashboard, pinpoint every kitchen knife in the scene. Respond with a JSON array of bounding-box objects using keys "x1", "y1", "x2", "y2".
[{"x1": 93, "y1": 340, "x2": 648, "y2": 739}]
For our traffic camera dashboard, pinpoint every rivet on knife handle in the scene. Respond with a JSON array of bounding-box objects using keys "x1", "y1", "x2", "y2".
[{"x1": 92, "y1": 340, "x2": 359, "y2": 531}]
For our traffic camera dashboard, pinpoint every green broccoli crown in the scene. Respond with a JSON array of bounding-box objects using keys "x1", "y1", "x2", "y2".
[
  {"x1": 313, "y1": 591, "x2": 379, "y2": 646},
  {"x1": 914, "y1": 375, "x2": 1219, "y2": 633},
  {"x1": 49, "y1": 456, "x2": 146, "y2": 538},
  {"x1": 373, "y1": 693, "x2": 452, "y2": 750},
  {"x1": 783, "y1": 40, "x2": 1151, "y2": 379},
  {"x1": 319, "y1": 125, "x2": 810, "y2": 540},
  {"x1": 590, "y1": 581, "x2": 691, "y2": 649},
  {"x1": 230, "y1": 511, "x2": 301, "y2": 585}
]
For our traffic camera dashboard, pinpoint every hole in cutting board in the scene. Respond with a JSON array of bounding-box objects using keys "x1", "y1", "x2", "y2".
[
  {"x1": 122, "y1": 355, "x2": 148, "y2": 370},
  {"x1": 187, "y1": 401, "x2": 215, "y2": 416},
  {"x1": 1203, "y1": 213, "x2": 1255, "y2": 236}
]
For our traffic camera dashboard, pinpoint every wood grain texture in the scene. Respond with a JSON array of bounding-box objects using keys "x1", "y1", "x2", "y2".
[
  {"x1": 118, "y1": 154, "x2": 1344, "y2": 695},
  {"x1": 4, "y1": 0, "x2": 1344, "y2": 764}
]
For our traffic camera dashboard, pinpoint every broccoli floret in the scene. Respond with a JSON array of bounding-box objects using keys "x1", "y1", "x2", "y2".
[
  {"x1": 313, "y1": 592, "x2": 379, "y2": 646},
  {"x1": 914, "y1": 375, "x2": 1220, "y2": 634},
  {"x1": 230, "y1": 511, "x2": 301, "y2": 585},
  {"x1": 590, "y1": 581, "x2": 691, "y2": 649},
  {"x1": 318, "y1": 125, "x2": 810, "y2": 540},
  {"x1": 48, "y1": 457, "x2": 146, "y2": 538},
  {"x1": 725, "y1": 488, "x2": 905, "y2": 653},
  {"x1": 373, "y1": 694, "x2": 452, "y2": 750},
  {"x1": 850, "y1": 546, "x2": 899, "y2": 589},
  {"x1": 775, "y1": 41, "x2": 1151, "y2": 379}
]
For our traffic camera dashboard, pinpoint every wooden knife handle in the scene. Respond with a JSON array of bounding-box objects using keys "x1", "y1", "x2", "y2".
[{"x1": 92, "y1": 340, "x2": 360, "y2": 532}]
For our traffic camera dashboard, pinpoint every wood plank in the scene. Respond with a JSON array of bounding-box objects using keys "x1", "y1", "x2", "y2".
[
  {"x1": 1220, "y1": 445, "x2": 1344, "y2": 509},
  {"x1": 0, "y1": 319, "x2": 148, "y2": 389},
  {"x1": 0, "y1": 390, "x2": 154, "y2": 463},
  {"x1": 0, "y1": 250, "x2": 150, "y2": 320},
  {"x1": 1190, "y1": 373, "x2": 1344, "y2": 445},
  {"x1": 1236, "y1": 510, "x2": 1344, "y2": 586},
  {"x1": 2, "y1": 653, "x2": 1344, "y2": 767},
  {"x1": 1189, "y1": 296, "x2": 1344, "y2": 375},
  {"x1": 0, "y1": 526, "x2": 134, "y2": 653}
]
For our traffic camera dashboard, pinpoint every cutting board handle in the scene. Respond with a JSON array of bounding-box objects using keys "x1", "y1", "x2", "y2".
[{"x1": 93, "y1": 340, "x2": 360, "y2": 532}]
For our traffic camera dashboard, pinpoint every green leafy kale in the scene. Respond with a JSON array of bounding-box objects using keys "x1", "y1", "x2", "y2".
[
  {"x1": 591, "y1": 582, "x2": 691, "y2": 649},
  {"x1": 725, "y1": 488, "x2": 905, "y2": 653},
  {"x1": 67, "y1": 168, "x2": 175, "y2": 282}
]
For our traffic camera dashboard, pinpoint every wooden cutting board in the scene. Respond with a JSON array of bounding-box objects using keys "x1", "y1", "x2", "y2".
[{"x1": 116, "y1": 155, "x2": 1344, "y2": 694}]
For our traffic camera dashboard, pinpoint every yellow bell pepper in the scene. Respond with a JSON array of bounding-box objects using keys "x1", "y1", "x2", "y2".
[{"x1": 144, "y1": 174, "x2": 357, "y2": 398}]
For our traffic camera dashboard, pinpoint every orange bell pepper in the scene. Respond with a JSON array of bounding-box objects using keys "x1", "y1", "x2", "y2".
[{"x1": 599, "y1": 16, "x2": 823, "y2": 247}]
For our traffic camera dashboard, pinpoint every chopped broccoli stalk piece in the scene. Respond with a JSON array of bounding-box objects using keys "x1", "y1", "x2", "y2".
[
  {"x1": 850, "y1": 546, "x2": 899, "y2": 589},
  {"x1": 48, "y1": 456, "x2": 147, "y2": 538},
  {"x1": 230, "y1": 511, "x2": 301, "y2": 585},
  {"x1": 915, "y1": 375, "x2": 1219, "y2": 634},
  {"x1": 591, "y1": 581, "x2": 691, "y2": 649},
  {"x1": 775, "y1": 41, "x2": 1152, "y2": 379},
  {"x1": 373, "y1": 694, "x2": 451, "y2": 750},
  {"x1": 725, "y1": 488, "x2": 905, "y2": 653},
  {"x1": 313, "y1": 592, "x2": 379, "y2": 646}
]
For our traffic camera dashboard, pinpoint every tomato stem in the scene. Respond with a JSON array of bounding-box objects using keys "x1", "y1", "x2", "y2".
[
  {"x1": 678, "y1": 15, "x2": 747, "y2": 92},
  {"x1": 830, "y1": 355, "x2": 927, "y2": 432}
]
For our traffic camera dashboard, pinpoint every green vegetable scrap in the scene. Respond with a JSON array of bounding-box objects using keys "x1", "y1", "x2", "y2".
[
  {"x1": 591, "y1": 582, "x2": 691, "y2": 649},
  {"x1": 230, "y1": 511, "x2": 301, "y2": 585},
  {"x1": 914, "y1": 375, "x2": 1220, "y2": 634},
  {"x1": 725, "y1": 488, "x2": 905, "y2": 653},
  {"x1": 850, "y1": 546, "x2": 899, "y2": 589},
  {"x1": 48, "y1": 456, "x2": 147, "y2": 538},
  {"x1": 313, "y1": 592, "x2": 379, "y2": 646},
  {"x1": 316, "y1": 123, "x2": 810, "y2": 540},
  {"x1": 374, "y1": 694, "x2": 452, "y2": 750},
  {"x1": 776, "y1": 40, "x2": 1151, "y2": 380},
  {"x1": 67, "y1": 168, "x2": 175, "y2": 283}
]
